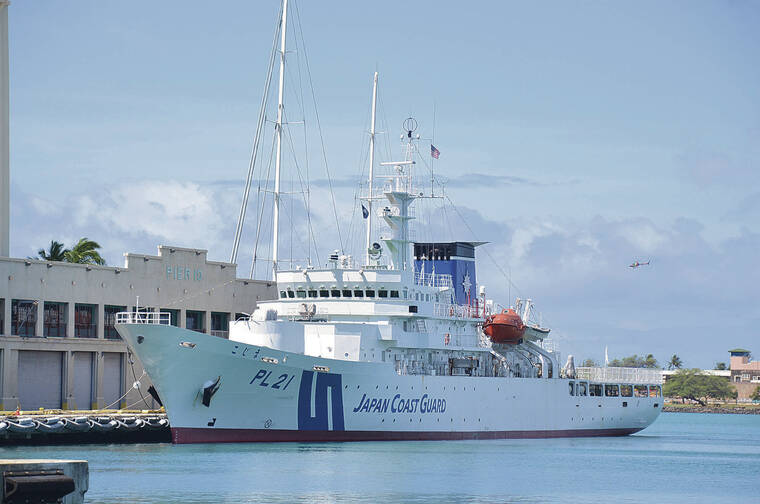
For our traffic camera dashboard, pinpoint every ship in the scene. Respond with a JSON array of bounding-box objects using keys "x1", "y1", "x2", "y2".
[{"x1": 115, "y1": 0, "x2": 663, "y2": 444}]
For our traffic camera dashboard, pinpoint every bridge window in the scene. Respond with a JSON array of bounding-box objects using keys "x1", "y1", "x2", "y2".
[
  {"x1": 319, "y1": 289, "x2": 329, "y2": 297},
  {"x1": 390, "y1": 290, "x2": 399, "y2": 298},
  {"x1": 354, "y1": 290, "x2": 364, "y2": 297},
  {"x1": 378, "y1": 290, "x2": 388, "y2": 298},
  {"x1": 342, "y1": 290, "x2": 352, "y2": 298},
  {"x1": 280, "y1": 291, "x2": 287, "y2": 299},
  {"x1": 287, "y1": 291, "x2": 295, "y2": 298},
  {"x1": 403, "y1": 289, "x2": 408, "y2": 299},
  {"x1": 308, "y1": 290, "x2": 318, "y2": 298},
  {"x1": 330, "y1": 289, "x2": 341, "y2": 297},
  {"x1": 576, "y1": 382, "x2": 587, "y2": 396},
  {"x1": 296, "y1": 290, "x2": 307, "y2": 298},
  {"x1": 589, "y1": 384, "x2": 603, "y2": 397},
  {"x1": 366, "y1": 289, "x2": 376, "y2": 298},
  {"x1": 649, "y1": 386, "x2": 661, "y2": 397},
  {"x1": 568, "y1": 381, "x2": 575, "y2": 396},
  {"x1": 621, "y1": 385, "x2": 633, "y2": 397},
  {"x1": 604, "y1": 384, "x2": 619, "y2": 397},
  {"x1": 634, "y1": 385, "x2": 648, "y2": 397}
]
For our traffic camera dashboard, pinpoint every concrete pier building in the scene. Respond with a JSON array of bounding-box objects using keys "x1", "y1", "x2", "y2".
[{"x1": 0, "y1": 246, "x2": 275, "y2": 410}]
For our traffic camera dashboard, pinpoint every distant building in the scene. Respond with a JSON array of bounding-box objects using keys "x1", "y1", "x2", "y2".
[
  {"x1": 0, "y1": 245, "x2": 276, "y2": 411},
  {"x1": 729, "y1": 349, "x2": 760, "y2": 400}
]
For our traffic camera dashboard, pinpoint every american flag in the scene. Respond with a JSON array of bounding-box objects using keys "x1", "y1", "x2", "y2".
[{"x1": 431, "y1": 144, "x2": 440, "y2": 159}]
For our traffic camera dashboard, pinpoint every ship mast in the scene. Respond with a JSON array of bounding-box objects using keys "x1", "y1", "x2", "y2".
[
  {"x1": 364, "y1": 72, "x2": 378, "y2": 266},
  {"x1": 271, "y1": 0, "x2": 288, "y2": 281}
]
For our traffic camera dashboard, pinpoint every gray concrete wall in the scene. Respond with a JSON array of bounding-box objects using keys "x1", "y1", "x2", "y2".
[{"x1": 0, "y1": 245, "x2": 276, "y2": 411}]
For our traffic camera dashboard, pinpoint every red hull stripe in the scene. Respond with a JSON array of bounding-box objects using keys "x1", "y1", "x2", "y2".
[{"x1": 172, "y1": 427, "x2": 642, "y2": 444}]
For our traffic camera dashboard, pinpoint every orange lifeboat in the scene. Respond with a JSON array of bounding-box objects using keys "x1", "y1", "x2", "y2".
[{"x1": 483, "y1": 308, "x2": 525, "y2": 344}]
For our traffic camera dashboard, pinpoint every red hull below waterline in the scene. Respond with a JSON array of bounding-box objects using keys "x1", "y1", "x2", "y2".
[{"x1": 171, "y1": 427, "x2": 643, "y2": 444}]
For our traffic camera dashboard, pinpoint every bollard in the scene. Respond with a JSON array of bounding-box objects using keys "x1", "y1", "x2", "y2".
[{"x1": 0, "y1": 460, "x2": 88, "y2": 504}]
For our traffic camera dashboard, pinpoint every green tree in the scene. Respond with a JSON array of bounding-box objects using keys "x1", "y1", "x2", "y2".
[
  {"x1": 609, "y1": 354, "x2": 660, "y2": 369},
  {"x1": 36, "y1": 240, "x2": 68, "y2": 261},
  {"x1": 64, "y1": 238, "x2": 106, "y2": 265},
  {"x1": 663, "y1": 369, "x2": 736, "y2": 406},
  {"x1": 714, "y1": 362, "x2": 727, "y2": 371},
  {"x1": 668, "y1": 354, "x2": 683, "y2": 370},
  {"x1": 581, "y1": 358, "x2": 597, "y2": 367},
  {"x1": 751, "y1": 386, "x2": 760, "y2": 402}
]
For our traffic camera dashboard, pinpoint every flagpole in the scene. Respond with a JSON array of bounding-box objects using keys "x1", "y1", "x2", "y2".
[
  {"x1": 431, "y1": 102, "x2": 436, "y2": 198},
  {"x1": 365, "y1": 72, "x2": 378, "y2": 266}
]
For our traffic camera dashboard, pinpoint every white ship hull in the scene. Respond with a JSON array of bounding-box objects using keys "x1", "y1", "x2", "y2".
[{"x1": 118, "y1": 324, "x2": 662, "y2": 444}]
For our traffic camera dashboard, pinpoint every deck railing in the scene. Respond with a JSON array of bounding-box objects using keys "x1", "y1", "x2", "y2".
[
  {"x1": 433, "y1": 303, "x2": 486, "y2": 320},
  {"x1": 575, "y1": 367, "x2": 663, "y2": 385},
  {"x1": 414, "y1": 271, "x2": 453, "y2": 289},
  {"x1": 115, "y1": 312, "x2": 172, "y2": 326}
]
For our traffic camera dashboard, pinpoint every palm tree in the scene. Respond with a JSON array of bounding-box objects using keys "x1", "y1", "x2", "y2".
[
  {"x1": 64, "y1": 238, "x2": 106, "y2": 265},
  {"x1": 37, "y1": 240, "x2": 69, "y2": 261},
  {"x1": 668, "y1": 354, "x2": 683, "y2": 370}
]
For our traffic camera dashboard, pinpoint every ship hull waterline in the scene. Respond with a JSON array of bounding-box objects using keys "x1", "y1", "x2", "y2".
[{"x1": 117, "y1": 323, "x2": 662, "y2": 445}]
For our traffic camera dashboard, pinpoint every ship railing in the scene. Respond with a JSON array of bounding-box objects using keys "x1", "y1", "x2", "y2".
[
  {"x1": 414, "y1": 271, "x2": 453, "y2": 289},
  {"x1": 115, "y1": 311, "x2": 172, "y2": 326},
  {"x1": 433, "y1": 303, "x2": 484, "y2": 320},
  {"x1": 575, "y1": 367, "x2": 663, "y2": 385}
]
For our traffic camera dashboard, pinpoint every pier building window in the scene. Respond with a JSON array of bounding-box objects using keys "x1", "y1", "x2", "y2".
[
  {"x1": 74, "y1": 304, "x2": 97, "y2": 338},
  {"x1": 10, "y1": 300, "x2": 33, "y2": 337},
  {"x1": 43, "y1": 302, "x2": 67, "y2": 338},
  {"x1": 576, "y1": 382, "x2": 587, "y2": 396},
  {"x1": 621, "y1": 385, "x2": 633, "y2": 397},
  {"x1": 589, "y1": 384, "x2": 603, "y2": 397},
  {"x1": 378, "y1": 290, "x2": 388, "y2": 298},
  {"x1": 366, "y1": 289, "x2": 376, "y2": 298},
  {"x1": 104, "y1": 305, "x2": 126, "y2": 339},
  {"x1": 390, "y1": 290, "x2": 399, "y2": 298},
  {"x1": 186, "y1": 310, "x2": 205, "y2": 333},
  {"x1": 211, "y1": 312, "x2": 229, "y2": 338},
  {"x1": 342, "y1": 290, "x2": 352, "y2": 298},
  {"x1": 604, "y1": 384, "x2": 620, "y2": 397},
  {"x1": 308, "y1": 290, "x2": 318, "y2": 298},
  {"x1": 331, "y1": 289, "x2": 341, "y2": 297},
  {"x1": 319, "y1": 289, "x2": 329, "y2": 297},
  {"x1": 353, "y1": 290, "x2": 364, "y2": 298},
  {"x1": 649, "y1": 386, "x2": 661, "y2": 398},
  {"x1": 161, "y1": 309, "x2": 180, "y2": 326},
  {"x1": 296, "y1": 290, "x2": 307, "y2": 298},
  {"x1": 634, "y1": 385, "x2": 648, "y2": 397}
]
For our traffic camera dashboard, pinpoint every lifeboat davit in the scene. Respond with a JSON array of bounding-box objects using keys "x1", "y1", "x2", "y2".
[{"x1": 483, "y1": 308, "x2": 525, "y2": 344}]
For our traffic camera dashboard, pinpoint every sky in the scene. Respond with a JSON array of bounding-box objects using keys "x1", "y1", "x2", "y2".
[{"x1": 8, "y1": 1, "x2": 760, "y2": 368}]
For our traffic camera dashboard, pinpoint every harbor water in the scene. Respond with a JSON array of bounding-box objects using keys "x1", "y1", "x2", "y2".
[{"x1": 2, "y1": 412, "x2": 758, "y2": 503}]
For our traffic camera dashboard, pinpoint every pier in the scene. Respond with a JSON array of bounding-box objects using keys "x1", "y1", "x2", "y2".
[{"x1": 0, "y1": 410, "x2": 170, "y2": 445}]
